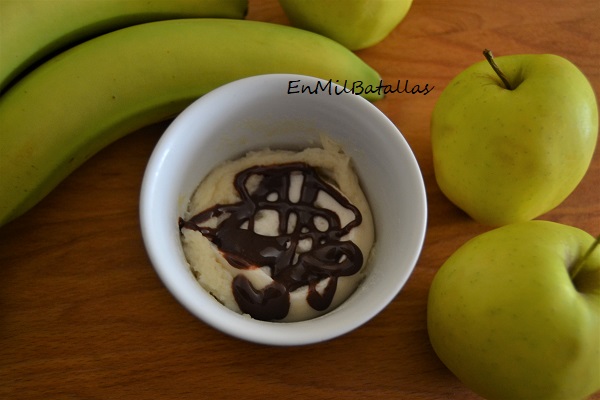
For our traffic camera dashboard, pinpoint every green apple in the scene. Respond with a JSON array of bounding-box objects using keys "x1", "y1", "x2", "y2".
[
  {"x1": 431, "y1": 50, "x2": 598, "y2": 226},
  {"x1": 278, "y1": 0, "x2": 413, "y2": 50},
  {"x1": 427, "y1": 220, "x2": 600, "y2": 400}
]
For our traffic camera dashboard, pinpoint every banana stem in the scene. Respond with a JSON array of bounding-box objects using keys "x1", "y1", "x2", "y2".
[
  {"x1": 483, "y1": 49, "x2": 513, "y2": 90},
  {"x1": 570, "y1": 233, "x2": 600, "y2": 279}
]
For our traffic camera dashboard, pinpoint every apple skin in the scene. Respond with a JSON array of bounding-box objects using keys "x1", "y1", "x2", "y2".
[
  {"x1": 278, "y1": 0, "x2": 413, "y2": 51},
  {"x1": 431, "y1": 53, "x2": 598, "y2": 226},
  {"x1": 427, "y1": 220, "x2": 600, "y2": 400}
]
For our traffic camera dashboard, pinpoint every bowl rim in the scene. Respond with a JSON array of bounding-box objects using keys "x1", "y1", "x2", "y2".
[{"x1": 140, "y1": 73, "x2": 427, "y2": 346}]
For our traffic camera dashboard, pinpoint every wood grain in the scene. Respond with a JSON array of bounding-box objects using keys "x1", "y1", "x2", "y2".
[{"x1": 1, "y1": 0, "x2": 599, "y2": 399}]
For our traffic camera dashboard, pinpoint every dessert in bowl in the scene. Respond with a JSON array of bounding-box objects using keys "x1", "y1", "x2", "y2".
[{"x1": 140, "y1": 74, "x2": 427, "y2": 345}]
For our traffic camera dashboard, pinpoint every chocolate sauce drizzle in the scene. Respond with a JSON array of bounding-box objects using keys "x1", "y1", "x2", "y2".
[{"x1": 179, "y1": 162, "x2": 363, "y2": 321}]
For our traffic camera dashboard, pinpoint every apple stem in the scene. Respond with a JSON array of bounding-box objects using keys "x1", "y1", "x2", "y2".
[
  {"x1": 570, "y1": 233, "x2": 600, "y2": 279},
  {"x1": 483, "y1": 49, "x2": 513, "y2": 90}
]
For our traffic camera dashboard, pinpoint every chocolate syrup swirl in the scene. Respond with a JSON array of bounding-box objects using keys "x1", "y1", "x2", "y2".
[{"x1": 179, "y1": 162, "x2": 364, "y2": 321}]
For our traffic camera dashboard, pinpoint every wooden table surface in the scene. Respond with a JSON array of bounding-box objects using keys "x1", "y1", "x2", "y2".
[{"x1": 1, "y1": 0, "x2": 599, "y2": 399}]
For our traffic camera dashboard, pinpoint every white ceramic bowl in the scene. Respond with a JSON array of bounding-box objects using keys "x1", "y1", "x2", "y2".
[{"x1": 140, "y1": 74, "x2": 427, "y2": 346}]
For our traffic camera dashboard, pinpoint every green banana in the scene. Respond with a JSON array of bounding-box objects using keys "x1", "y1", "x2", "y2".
[
  {"x1": 0, "y1": 0, "x2": 248, "y2": 93},
  {"x1": 0, "y1": 18, "x2": 383, "y2": 227}
]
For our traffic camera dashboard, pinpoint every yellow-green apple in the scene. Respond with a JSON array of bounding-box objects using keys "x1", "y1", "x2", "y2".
[
  {"x1": 427, "y1": 220, "x2": 600, "y2": 400},
  {"x1": 431, "y1": 50, "x2": 598, "y2": 226},
  {"x1": 278, "y1": 0, "x2": 413, "y2": 50}
]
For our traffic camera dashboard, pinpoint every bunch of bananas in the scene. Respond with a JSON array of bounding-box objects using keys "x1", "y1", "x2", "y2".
[{"x1": 0, "y1": 0, "x2": 383, "y2": 227}]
